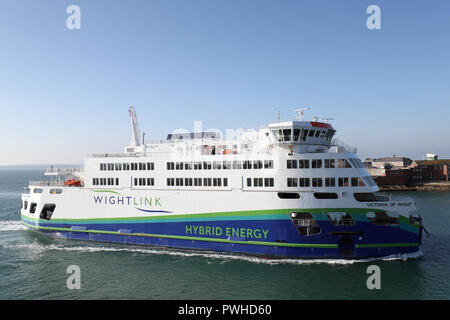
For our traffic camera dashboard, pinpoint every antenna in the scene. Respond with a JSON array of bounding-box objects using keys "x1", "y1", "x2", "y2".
[
  {"x1": 277, "y1": 111, "x2": 281, "y2": 122},
  {"x1": 129, "y1": 106, "x2": 142, "y2": 146},
  {"x1": 293, "y1": 107, "x2": 310, "y2": 121},
  {"x1": 321, "y1": 118, "x2": 334, "y2": 123}
]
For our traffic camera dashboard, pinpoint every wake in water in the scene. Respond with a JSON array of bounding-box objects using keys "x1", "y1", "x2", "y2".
[
  {"x1": 0, "y1": 191, "x2": 23, "y2": 200},
  {"x1": 0, "y1": 227, "x2": 424, "y2": 265},
  {"x1": 0, "y1": 220, "x2": 27, "y2": 231}
]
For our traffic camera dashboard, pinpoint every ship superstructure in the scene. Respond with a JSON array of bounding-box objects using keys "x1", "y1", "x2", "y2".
[{"x1": 20, "y1": 107, "x2": 423, "y2": 259}]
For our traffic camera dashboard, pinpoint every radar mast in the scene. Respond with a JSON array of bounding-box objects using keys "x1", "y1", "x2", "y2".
[{"x1": 293, "y1": 107, "x2": 310, "y2": 121}]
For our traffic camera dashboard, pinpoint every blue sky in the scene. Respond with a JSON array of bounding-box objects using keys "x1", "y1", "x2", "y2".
[{"x1": 0, "y1": 0, "x2": 449, "y2": 165}]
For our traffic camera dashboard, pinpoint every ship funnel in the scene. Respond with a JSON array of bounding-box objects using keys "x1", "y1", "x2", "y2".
[{"x1": 129, "y1": 106, "x2": 141, "y2": 146}]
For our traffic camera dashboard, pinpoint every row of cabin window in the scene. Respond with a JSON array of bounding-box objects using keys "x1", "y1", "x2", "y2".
[
  {"x1": 167, "y1": 177, "x2": 228, "y2": 187},
  {"x1": 200, "y1": 144, "x2": 239, "y2": 155},
  {"x1": 287, "y1": 159, "x2": 353, "y2": 169},
  {"x1": 100, "y1": 162, "x2": 155, "y2": 171},
  {"x1": 167, "y1": 160, "x2": 274, "y2": 170},
  {"x1": 134, "y1": 178, "x2": 155, "y2": 186},
  {"x1": 92, "y1": 178, "x2": 119, "y2": 186},
  {"x1": 287, "y1": 177, "x2": 366, "y2": 188},
  {"x1": 275, "y1": 128, "x2": 335, "y2": 143},
  {"x1": 246, "y1": 178, "x2": 275, "y2": 187},
  {"x1": 30, "y1": 188, "x2": 62, "y2": 194}
]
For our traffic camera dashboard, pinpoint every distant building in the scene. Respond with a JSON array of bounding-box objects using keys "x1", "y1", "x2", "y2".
[
  {"x1": 374, "y1": 168, "x2": 410, "y2": 186},
  {"x1": 410, "y1": 160, "x2": 450, "y2": 183},
  {"x1": 366, "y1": 167, "x2": 386, "y2": 177},
  {"x1": 368, "y1": 157, "x2": 450, "y2": 186},
  {"x1": 369, "y1": 156, "x2": 413, "y2": 169},
  {"x1": 425, "y1": 153, "x2": 438, "y2": 160}
]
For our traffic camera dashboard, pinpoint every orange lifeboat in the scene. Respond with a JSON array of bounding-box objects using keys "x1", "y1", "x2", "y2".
[
  {"x1": 223, "y1": 149, "x2": 236, "y2": 155},
  {"x1": 64, "y1": 179, "x2": 81, "y2": 187}
]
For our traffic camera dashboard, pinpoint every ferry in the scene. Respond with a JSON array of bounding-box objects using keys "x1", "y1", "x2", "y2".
[{"x1": 20, "y1": 107, "x2": 424, "y2": 259}]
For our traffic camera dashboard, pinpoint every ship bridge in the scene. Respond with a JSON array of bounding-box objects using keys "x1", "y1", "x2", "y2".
[{"x1": 268, "y1": 120, "x2": 336, "y2": 146}]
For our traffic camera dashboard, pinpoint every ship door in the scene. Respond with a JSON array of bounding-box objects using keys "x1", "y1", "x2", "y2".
[{"x1": 338, "y1": 235, "x2": 355, "y2": 259}]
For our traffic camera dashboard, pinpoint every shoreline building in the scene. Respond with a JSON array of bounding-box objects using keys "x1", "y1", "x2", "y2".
[{"x1": 365, "y1": 154, "x2": 449, "y2": 186}]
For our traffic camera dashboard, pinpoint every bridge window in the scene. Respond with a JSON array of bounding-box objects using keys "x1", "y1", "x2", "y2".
[
  {"x1": 50, "y1": 189, "x2": 63, "y2": 194},
  {"x1": 300, "y1": 129, "x2": 308, "y2": 141},
  {"x1": 293, "y1": 128, "x2": 300, "y2": 141},
  {"x1": 283, "y1": 129, "x2": 292, "y2": 142}
]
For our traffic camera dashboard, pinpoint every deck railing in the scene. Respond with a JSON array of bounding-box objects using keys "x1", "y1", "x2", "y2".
[{"x1": 330, "y1": 139, "x2": 357, "y2": 154}]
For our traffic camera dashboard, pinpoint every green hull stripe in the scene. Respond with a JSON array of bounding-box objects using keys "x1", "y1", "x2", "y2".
[
  {"x1": 355, "y1": 243, "x2": 419, "y2": 248},
  {"x1": 93, "y1": 190, "x2": 121, "y2": 195},
  {"x1": 21, "y1": 207, "x2": 406, "y2": 224}
]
